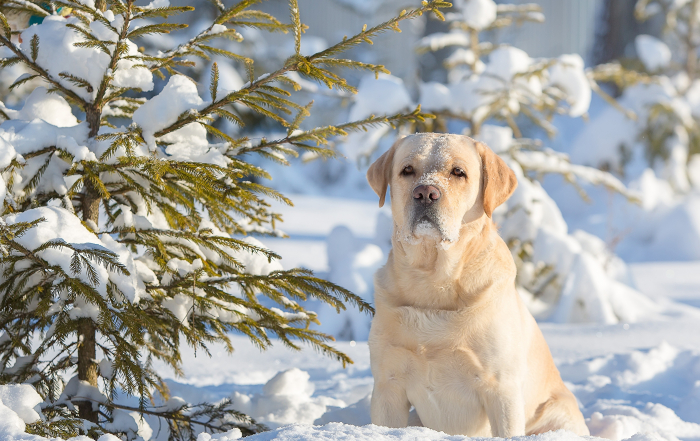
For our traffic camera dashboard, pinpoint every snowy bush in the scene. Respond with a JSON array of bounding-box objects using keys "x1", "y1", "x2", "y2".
[{"x1": 0, "y1": 0, "x2": 449, "y2": 438}]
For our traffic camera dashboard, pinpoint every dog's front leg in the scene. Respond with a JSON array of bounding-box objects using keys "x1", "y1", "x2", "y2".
[
  {"x1": 370, "y1": 381, "x2": 411, "y2": 427},
  {"x1": 483, "y1": 385, "x2": 526, "y2": 437}
]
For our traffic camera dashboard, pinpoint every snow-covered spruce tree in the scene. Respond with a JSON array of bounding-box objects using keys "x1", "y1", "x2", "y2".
[
  {"x1": 0, "y1": 0, "x2": 447, "y2": 438},
  {"x1": 339, "y1": 0, "x2": 660, "y2": 325}
]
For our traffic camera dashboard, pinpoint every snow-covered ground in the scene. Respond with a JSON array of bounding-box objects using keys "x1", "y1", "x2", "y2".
[
  {"x1": 142, "y1": 196, "x2": 700, "y2": 441},
  {"x1": 3, "y1": 195, "x2": 700, "y2": 441}
]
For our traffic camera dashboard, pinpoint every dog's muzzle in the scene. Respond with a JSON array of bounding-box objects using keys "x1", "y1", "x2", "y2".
[{"x1": 410, "y1": 184, "x2": 444, "y2": 237}]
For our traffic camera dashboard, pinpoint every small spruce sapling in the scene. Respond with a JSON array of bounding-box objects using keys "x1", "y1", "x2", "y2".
[{"x1": 0, "y1": 0, "x2": 449, "y2": 439}]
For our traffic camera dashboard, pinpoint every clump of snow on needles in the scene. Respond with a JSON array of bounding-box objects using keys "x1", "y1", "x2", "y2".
[
  {"x1": 418, "y1": 82, "x2": 452, "y2": 111},
  {"x1": 231, "y1": 236, "x2": 284, "y2": 276},
  {"x1": 3, "y1": 206, "x2": 147, "y2": 305},
  {"x1": 479, "y1": 46, "x2": 542, "y2": 111},
  {"x1": 416, "y1": 32, "x2": 471, "y2": 53},
  {"x1": 0, "y1": 384, "x2": 46, "y2": 441},
  {"x1": 348, "y1": 74, "x2": 412, "y2": 122},
  {"x1": 0, "y1": 384, "x2": 42, "y2": 424},
  {"x1": 418, "y1": 47, "x2": 591, "y2": 123},
  {"x1": 0, "y1": 384, "x2": 132, "y2": 441},
  {"x1": 20, "y1": 16, "x2": 153, "y2": 101},
  {"x1": 0, "y1": 88, "x2": 95, "y2": 199},
  {"x1": 4, "y1": 87, "x2": 79, "y2": 127},
  {"x1": 457, "y1": 0, "x2": 497, "y2": 31},
  {"x1": 343, "y1": 74, "x2": 412, "y2": 162},
  {"x1": 635, "y1": 35, "x2": 672, "y2": 72},
  {"x1": 132, "y1": 75, "x2": 208, "y2": 150},
  {"x1": 548, "y1": 54, "x2": 592, "y2": 117}
]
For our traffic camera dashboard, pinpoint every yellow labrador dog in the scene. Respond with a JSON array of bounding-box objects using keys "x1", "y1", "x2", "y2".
[{"x1": 366, "y1": 133, "x2": 589, "y2": 437}]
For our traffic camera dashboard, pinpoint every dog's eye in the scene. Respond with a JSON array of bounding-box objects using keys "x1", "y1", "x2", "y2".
[
  {"x1": 401, "y1": 165, "x2": 414, "y2": 176},
  {"x1": 452, "y1": 167, "x2": 466, "y2": 178}
]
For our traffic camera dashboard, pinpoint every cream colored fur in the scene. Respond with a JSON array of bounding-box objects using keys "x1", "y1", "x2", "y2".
[{"x1": 366, "y1": 133, "x2": 589, "y2": 437}]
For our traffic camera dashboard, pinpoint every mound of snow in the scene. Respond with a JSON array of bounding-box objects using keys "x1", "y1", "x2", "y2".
[
  {"x1": 197, "y1": 428, "x2": 243, "y2": 441},
  {"x1": 562, "y1": 342, "x2": 700, "y2": 440},
  {"x1": 572, "y1": 84, "x2": 700, "y2": 262},
  {"x1": 245, "y1": 422, "x2": 553, "y2": 440},
  {"x1": 314, "y1": 226, "x2": 384, "y2": 341},
  {"x1": 229, "y1": 368, "x2": 345, "y2": 429},
  {"x1": 311, "y1": 343, "x2": 700, "y2": 441},
  {"x1": 476, "y1": 124, "x2": 656, "y2": 324},
  {"x1": 499, "y1": 161, "x2": 659, "y2": 324},
  {"x1": 644, "y1": 195, "x2": 700, "y2": 260},
  {"x1": 240, "y1": 422, "x2": 667, "y2": 441},
  {"x1": 315, "y1": 394, "x2": 372, "y2": 426}
]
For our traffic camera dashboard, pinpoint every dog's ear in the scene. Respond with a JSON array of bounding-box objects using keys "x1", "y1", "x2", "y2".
[
  {"x1": 477, "y1": 141, "x2": 518, "y2": 217},
  {"x1": 367, "y1": 139, "x2": 400, "y2": 207}
]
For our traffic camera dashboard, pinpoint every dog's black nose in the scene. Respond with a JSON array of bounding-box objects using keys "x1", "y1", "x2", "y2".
[{"x1": 413, "y1": 185, "x2": 441, "y2": 204}]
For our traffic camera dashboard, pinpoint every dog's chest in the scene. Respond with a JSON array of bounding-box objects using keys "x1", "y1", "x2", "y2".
[
  {"x1": 382, "y1": 306, "x2": 494, "y2": 435},
  {"x1": 394, "y1": 305, "x2": 473, "y2": 346}
]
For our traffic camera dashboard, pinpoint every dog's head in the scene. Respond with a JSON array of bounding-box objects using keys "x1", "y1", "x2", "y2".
[{"x1": 367, "y1": 133, "x2": 517, "y2": 244}]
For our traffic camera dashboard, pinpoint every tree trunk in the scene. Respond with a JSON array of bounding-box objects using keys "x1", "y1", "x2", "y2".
[
  {"x1": 687, "y1": 0, "x2": 700, "y2": 80},
  {"x1": 83, "y1": 105, "x2": 102, "y2": 227},
  {"x1": 77, "y1": 105, "x2": 101, "y2": 424},
  {"x1": 86, "y1": 106, "x2": 101, "y2": 138},
  {"x1": 593, "y1": 0, "x2": 665, "y2": 66},
  {"x1": 77, "y1": 319, "x2": 99, "y2": 423},
  {"x1": 82, "y1": 182, "x2": 101, "y2": 227}
]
